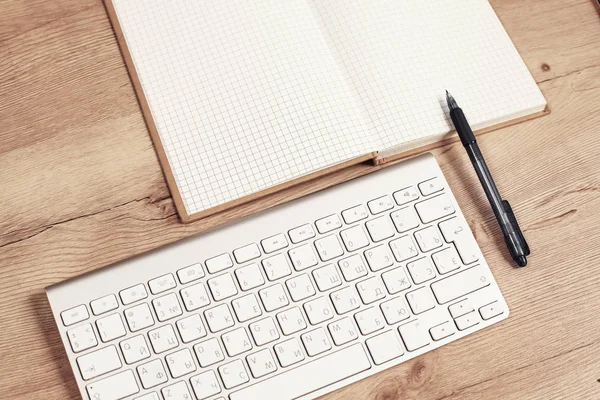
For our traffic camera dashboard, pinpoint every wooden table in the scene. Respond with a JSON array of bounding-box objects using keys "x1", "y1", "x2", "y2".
[{"x1": 1, "y1": 0, "x2": 599, "y2": 399}]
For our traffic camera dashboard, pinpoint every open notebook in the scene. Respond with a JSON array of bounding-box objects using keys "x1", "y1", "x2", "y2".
[{"x1": 106, "y1": 0, "x2": 547, "y2": 222}]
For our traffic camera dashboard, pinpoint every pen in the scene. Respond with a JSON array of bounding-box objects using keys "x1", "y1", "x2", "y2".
[{"x1": 445, "y1": 91, "x2": 530, "y2": 267}]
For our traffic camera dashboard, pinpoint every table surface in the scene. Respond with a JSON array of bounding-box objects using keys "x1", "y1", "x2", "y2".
[{"x1": 1, "y1": 0, "x2": 600, "y2": 399}]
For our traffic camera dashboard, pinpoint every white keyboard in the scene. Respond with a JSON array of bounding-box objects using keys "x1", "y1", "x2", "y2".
[{"x1": 47, "y1": 154, "x2": 508, "y2": 400}]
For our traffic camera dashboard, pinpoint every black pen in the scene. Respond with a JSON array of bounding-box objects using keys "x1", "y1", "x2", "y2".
[{"x1": 446, "y1": 91, "x2": 530, "y2": 267}]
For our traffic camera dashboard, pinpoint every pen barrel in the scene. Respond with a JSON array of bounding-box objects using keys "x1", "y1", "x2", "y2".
[
  {"x1": 450, "y1": 108, "x2": 476, "y2": 146},
  {"x1": 467, "y1": 143, "x2": 513, "y2": 232}
]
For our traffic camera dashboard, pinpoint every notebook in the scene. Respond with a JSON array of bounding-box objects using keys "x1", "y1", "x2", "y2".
[{"x1": 105, "y1": 0, "x2": 547, "y2": 222}]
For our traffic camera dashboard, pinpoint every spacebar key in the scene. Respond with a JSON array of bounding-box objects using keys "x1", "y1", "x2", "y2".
[{"x1": 230, "y1": 344, "x2": 371, "y2": 400}]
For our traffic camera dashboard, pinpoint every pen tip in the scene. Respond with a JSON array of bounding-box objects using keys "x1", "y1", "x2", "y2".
[
  {"x1": 445, "y1": 90, "x2": 458, "y2": 110},
  {"x1": 516, "y1": 255, "x2": 527, "y2": 267}
]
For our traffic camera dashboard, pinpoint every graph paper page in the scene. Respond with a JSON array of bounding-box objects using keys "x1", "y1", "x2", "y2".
[
  {"x1": 309, "y1": 0, "x2": 547, "y2": 151},
  {"x1": 112, "y1": 0, "x2": 378, "y2": 216}
]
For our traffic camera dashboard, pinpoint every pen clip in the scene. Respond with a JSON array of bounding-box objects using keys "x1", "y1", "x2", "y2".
[{"x1": 502, "y1": 200, "x2": 530, "y2": 256}]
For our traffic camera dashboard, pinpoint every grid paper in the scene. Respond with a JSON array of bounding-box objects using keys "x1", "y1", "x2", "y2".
[
  {"x1": 309, "y1": 0, "x2": 547, "y2": 150},
  {"x1": 112, "y1": 0, "x2": 379, "y2": 216}
]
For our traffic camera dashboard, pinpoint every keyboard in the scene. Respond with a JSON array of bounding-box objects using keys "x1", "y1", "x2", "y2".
[{"x1": 46, "y1": 153, "x2": 508, "y2": 400}]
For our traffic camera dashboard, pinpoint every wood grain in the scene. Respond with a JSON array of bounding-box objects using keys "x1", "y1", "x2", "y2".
[{"x1": 0, "y1": 0, "x2": 599, "y2": 399}]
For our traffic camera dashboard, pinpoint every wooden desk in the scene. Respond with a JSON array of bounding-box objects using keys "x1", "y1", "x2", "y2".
[{"x1": 1, "y1": 0, "x2": 599, "y2": 399}]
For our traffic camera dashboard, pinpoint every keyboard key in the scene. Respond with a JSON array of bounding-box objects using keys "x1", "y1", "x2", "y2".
[
  {"x1": 124, "y1": 303, "x2": 155, "y2": 332},
  {"x1": 381, "y1": 266, "x2": 411, "y2": 294},
  {"x1": 181, "y1": 282, "x2": 211, "y2": 311},
  {"x1": 330, "y1": 286, "x2": 360, "y2": 314},
  {"x1": 455, "y1": 311, "x2": 480, "y2": 330},
  {"x1": 261, "y1": 233, "x2": 288, "y2": 254},
  {"x1": 222, "y1": 327, "x2": 253, "y2": 356},
  {"x1": 367, "y1": 195, "x2": 394, "y2": 214},
  {"x1": 204, "y1": 304, "x2": 235, "y2": 332},
  {"x1": 161, "y1": 381, "x2": 193, "y2": 400},
  {"x1": 414, "y1": 226, "x2": 443, "y2": 252},
  {"x1": 288, "y1": 224, "x2": 316, "y2": 244},
  {"x1": 177, "y1": 263, "x2": 205, "y2": 284},
  {"x1": 120, "y1": 284, "x2": 148, "y2": 305},
  {"x1": 235, "y1": 263, "x2": 265, "y2": 291},
  {"x1": 262, "y1": 253, "x2": 292, "y2": 281},
  {"x1": 338, "y1": 254, "x2": 368, "y2": 281},
  {"x1": 67, "y1": 323, "x2": 97, "y2": 353},
  {"x1": 152, "y1": 292, "x2": 183, "y2": 322},
  {"x1": 274, "y1": 338, "x2": 305, "y2": 367},
  {"x1": 365, "y1": 216, "x2": 395, "y2": 242},
  {"x1": 249, "y1": 317, "x2": 280, "y2": 346},
  {"x1": 288, "y1": 244, "x2": 318, "y2": 271},
  {"x1": 393, "y1": 186, "x2": 419, "y2": 205},
  {"x1": 479, "y1": 301, "x2": 504, "y2": 320},
  {"x1": 247, "y1": 349, "x2": 278, "y2": 378},
  {"x1": 432, "y1": 247, "x2": 461, "y2": 274},
  {"x1": 355, "y1": 307, "x2": 385, "y2": 335},
  {"x1": 277, "y1": 307, "x2": 307, "y2": 335},
  {"x1": 229, "y1": 344, "x2": 370, "y2": 400},
  {"x1": 120, "y1": 335, "x2": 151, "y2": 364},
  {"x1": 205, "y1": 253, "x2": 234, "y2": 274},
  {"x1": 166, "y1": 348, "x2": 197, "y2": 378},
  {"x1": 380, "y1": 297, "x2": 410, "y2": 325},
  {"x1": 86, "y1": 370, "x2": 139, "y2": 400},
  {"x1": 389, "y1": 235, "x2": 419, "y2": 262},
  {"x1": 366, "y1": 330, "x2": 404, "y2": 365},
  {"x1": 364, "y1": 245, "x2": 394, "y2": 272},
  {"x1": 285, "y1": 274, "x2": 316, "y2": 302},
  {"x1": 431, "y1": 266, "x2": 490, "y2": 304},
  {"x1": 176, "y1": 314, "x2": 207, "y2": 343},
  {"x1": 312, "y1": 264, "x2": 342, "y2": 291},
  {"x1": 340, "y1": 225, "x2": 370, "y2": 252},
  {"x1": 356, "y1": 276, "x2": 386, "y2": 304},
  {"x1": 406, "y1": 287, "x2": 436, "y2": 314},
  {"x1": 232, "y1": 293, "x2": 262, "y2": 322},
  {"x1": 97, "y1": 313, "x2": 127, "y2": 342},
  {"x1": 406, "y1": 257, "x2": 436, "y2": 284},
  {"x1": 390, "y1": 206, "x2": 420, "y2": 233},
  {"x1": 327, "y1": 317, "x2": 358, "y2": 346},
  {"x1": 315, "y1": 214, "x2": 342, "y2": 233},
  {"x1": 314, "y1": 234, "x2": 344, "y2": 262},
  {"x1": 418, "y1": 177, "x2": 443, "y2": 196},
  {"x1": 301, "y1": 328, "x2": 332, "y2": 356},
  {"x1": 399, "y1": 320, "x2": 430, "y2": 351},
  {"x1": 90, "y1": 294, "x2": 118, "y2": 316},
  {"x1": 194, "y1": 338, "x2": 225, "y2": 367},
  {"x1": 430, "y1": 321, "x2": 455, "y2": 341},
  {"x1": 137, "y1": 359, "x2": 168, "y2": 389},
  {"x1": 148, "y1": 273, "x2": 177, "y2": 294},
  {"x1": 148, "y1": 325, "x2": 179, "y2": 354},
  {"x1": 219, "y1": 359, "x2": 250, "y2": 389},
  {"x1": 207, "y1": 273, "x2": 238, "y2": 301},
  {"x1": 439, "y1": 217, "x2": 479, "y2": 264},
  {"x1": 304, "y1": 297, "x2": 334, "y2": 325},
  {"x1": 77, "y1": 345, "x2": 121, "y2": 380},
  {"x1": 415, "y1": 194, "x2": 455, "y2": 223},
  {"x1": 341, "y1": 204, "x2": 368, "y2": 224},
  {"x1": 448, "y1": 298, "x2": 474, "y2": 318},
  {"x1": 234, "y1": 243, "x2": 261, "y2": 264},
  {"x1": 61, "y1": 304, "x2": 89, "y2": 326},
  {"x1": 259, "y1": 284, "x2": 289, "y2": 312},
  {"x1": 190, "y1": 370, "x2": 221, "y2": 399}
]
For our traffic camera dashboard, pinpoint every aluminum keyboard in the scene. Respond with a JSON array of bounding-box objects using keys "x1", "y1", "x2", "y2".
[{"x1": 46, "y1": 153, "x2": 508, "y2": 400}]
